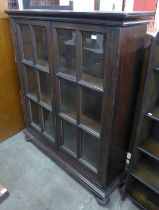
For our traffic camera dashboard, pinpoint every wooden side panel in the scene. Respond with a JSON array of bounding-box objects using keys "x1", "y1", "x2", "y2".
[
  {"x1": 0, "y1": 2, "x2": 24, "y2": 142},
  {"x1": 107, "y1": 24, "x2": 147, "y2": 184},
  {"x1": 128, "y1": 34, "x2": 154, "y2": 152}
]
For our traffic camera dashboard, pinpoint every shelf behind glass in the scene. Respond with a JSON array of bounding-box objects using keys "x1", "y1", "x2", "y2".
[
  {"x1": 57, "y1": 29, "x2": 77, "y2": 78},
  {"x1": 60, "y1": 79, "x2": 77, "y2": 120},
  {"x1": 80, "y1": 131, "x2": 100, "y2": 170},
  {"x1": 20, "y1": 24, "x2": 33, "y2": 62},
  {"x1": 81, "y1": 87, "x2": 102, "y2": 133},
  {"x1": 81, "y1": 31, "x2": 105, "y2": 89},
  {"x1": 39, "y1": 71, "x2": 52, "y2": 107},
  {"x1": 30, "y1": 100, "x2": 41, "y2": 128},
  {"x1": 80, "y1": 115, "x2": 101, "y2": 134},
  {"x1": 34, "y1": 25, "x2": 49, "y2": 69},
  {"x1": 80, "y1": 71, "x2": 103, "y2": 90},
  {"x1": 25, "y1": 66, "x2": 37, "y2": 99},
  {"x1": 58, "y1": 67, "x2": 76, "y2": 79},
  {"x1": 61, "y1": 120, "x2": 77, "y2": 156},
  {"x1": 43, "y1": 109, "x2": 55, "y2": 141}
]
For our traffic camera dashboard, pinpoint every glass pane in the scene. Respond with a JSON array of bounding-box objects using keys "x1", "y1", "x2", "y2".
[
  {"x1": 26, "y1": 66, "x2": 37, "y2": 98},
  {"x1": 82, "y1": 32, "x2": 105, "y2": 89},
  {"x1": 62, "y1": 120, "x2": 77, "y2": 154},
  {"x1": 57, "y1": 29, "x2": 77, "y2": 77},
  {"x1": 81, "y1": 88, "x2": 102, "y2": 133},
  {"x1": 43, "y1": 109, "x2": 55, "y2": 140},
  {"x1": 20, "y1": 25, "x2": 33, "y2": 62},
  {"x1": 30, "y1": 101, "x2": 40, "y2": 127},
  {"x1": 34, "y1": 26, "x2": 48, "y2": 68},
  {"x1": 60, "y1": 79, "x2": 76, "y2": 120},
  {"x1": 81, "y1": 131, "x2": 100, "y2": 169},
  {"x1": 39, "y1": 72, "x2": 51, "y2": 106}
]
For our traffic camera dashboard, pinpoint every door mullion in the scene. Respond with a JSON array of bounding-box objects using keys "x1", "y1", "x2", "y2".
[
  {"x1": 30, "y1": 25, "x2": 40, "y2": 103},
  {"x1": 76, "y1": 30, "x2": 82, "y2": 159},
  {"x1": 47, "y1": 23, "x2": 58, "y2": 148},
  {"x1": 52, "y1": 26, "x2": 62, "y2": 148},
  {"x1": 30, "y1": 25, "x2": 43, "y2": 133},
  {"x1": 40, "y1": 106, "x2": 45, "y2": 132},
  {"x1": 30, "y1": 25, "x2": 37, "y2": 66}
]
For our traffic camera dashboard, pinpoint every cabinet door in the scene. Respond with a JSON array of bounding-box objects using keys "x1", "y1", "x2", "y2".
[
  {"x1": 16, "y1": 20, "x2": 56, "y2": 147},
  {"x1": 52, "y1": 23, "x2": 107, "y2": 176}
]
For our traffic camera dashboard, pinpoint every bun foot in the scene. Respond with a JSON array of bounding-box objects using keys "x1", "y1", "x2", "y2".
[
  {"x1": 24, "y1": 135, "x2": 31, "y2": 142},
  {"x1": 95, "y1": 195, "x2": 110, "y2": 206}
]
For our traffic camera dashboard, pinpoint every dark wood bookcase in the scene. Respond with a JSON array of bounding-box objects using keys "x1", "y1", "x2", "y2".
[
  {"x1": 124, "y1": 32, "x2": 159, "y2": 210},
  {"x1": 6, "y1": 10, "x2": 154, "y2": 205}
]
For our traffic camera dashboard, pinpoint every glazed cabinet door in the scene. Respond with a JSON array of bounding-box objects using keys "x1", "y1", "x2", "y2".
[
  {"x1": 15, "y1": 20, "x2": 56, "y2": 147},
  {"x1": 52, "y1": 23, "x2": 107, "y2": 179}
]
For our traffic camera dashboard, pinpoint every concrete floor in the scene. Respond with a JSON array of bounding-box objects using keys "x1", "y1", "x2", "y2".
[{"x1": 0, "y1": 131, "x2": 139, "y2": 210}]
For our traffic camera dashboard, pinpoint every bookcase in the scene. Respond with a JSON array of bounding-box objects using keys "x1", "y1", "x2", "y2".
[
  {"x1": 125, "y1": 32, "x2": 159, "y2": 210},
  {"x1": 6, "y1": 9, "x2": 153, "y2": 205}
]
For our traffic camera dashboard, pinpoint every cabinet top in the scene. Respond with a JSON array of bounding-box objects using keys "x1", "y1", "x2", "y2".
[{"x1": 6, "y1": 10, "x2": 155, "y2": 26}]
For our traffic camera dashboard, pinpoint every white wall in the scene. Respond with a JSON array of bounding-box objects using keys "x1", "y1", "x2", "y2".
[
  {"x1": 60, "y1": 0, "x2": 94, "y2": 11},
  {"x1": 99, "y1": 0, "x2": 123, "y2": 11},
  {"x1": 155, "y1": 0, "x2": 159, "y2": 29},
  {"x1": 124, "y1": 0, "x2": 134, "y2": 11},
  {"x1": 99, "y1": 0, "x2": 135, "y2": 12},
  {"x1": 60, "y1": 0, "x2": 70, "y2": 5},
  {"x1": 73, "y1": 0, "x2": 94, "y2": 11},
  {"x1": 18, "y1": 0, "x2": 23, "y2": 9}
]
